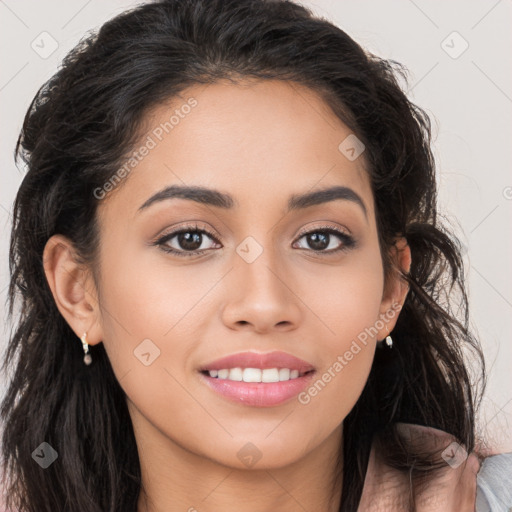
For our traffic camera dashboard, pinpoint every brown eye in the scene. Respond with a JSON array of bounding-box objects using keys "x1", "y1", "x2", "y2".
[
  {"x1": 154, "y1": 224, "x2": 221, "y2": 257},
  {"x1": 293, "y1": 226, "x2": 356, "y2": 254}
]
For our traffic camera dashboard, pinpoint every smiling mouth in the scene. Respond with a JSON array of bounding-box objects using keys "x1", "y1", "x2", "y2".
[
  {"x1": 200, "y1": 367, "x2": 315, "y2": 383},
  {"x1": 198, "y1": 350, "x2": 316, "y2": 406}
]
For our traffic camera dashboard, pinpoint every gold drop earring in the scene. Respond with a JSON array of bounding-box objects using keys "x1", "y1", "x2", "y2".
[{"x1": 81, "y1": 332, "x2": 92, "y2": 365}]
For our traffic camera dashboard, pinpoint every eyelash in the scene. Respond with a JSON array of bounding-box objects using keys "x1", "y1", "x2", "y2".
[{"x1": 153, "y1": 223, "x2": 356, "y2": 258}]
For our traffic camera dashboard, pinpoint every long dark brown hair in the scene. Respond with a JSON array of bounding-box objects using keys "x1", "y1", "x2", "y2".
[{"x1": 1, "y1": 0, "x2": 485, "y2": 510}]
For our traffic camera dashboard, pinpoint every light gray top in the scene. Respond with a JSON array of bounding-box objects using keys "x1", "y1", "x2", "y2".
[{"x1": 476, "y1": 452, "x2": 512, "y2": 511}]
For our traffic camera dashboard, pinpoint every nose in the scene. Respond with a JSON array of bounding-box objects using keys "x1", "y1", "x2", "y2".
[{"x1": 220, "y1": 244, "x2": 302, "y2": 334}]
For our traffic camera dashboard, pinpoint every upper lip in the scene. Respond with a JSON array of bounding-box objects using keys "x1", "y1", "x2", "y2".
[{"x1": 200, "y1": 351, "x2": 315, "y2": 374}]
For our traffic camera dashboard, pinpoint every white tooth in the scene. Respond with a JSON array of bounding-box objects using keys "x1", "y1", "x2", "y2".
[
  {"x1": 218, "y1": 369, "x2": 229, "y2": 379},
  {"x1": 243, "y1": 368, "x2": 262, "y2": 382},
  {"x1": 228, "y1": 367, "x2": 243, "y2": 381},
  {"x1": 290, "y1": 369, "x2": 299, "y2": 379},
  {"x1": 278, "y1": 368, "x2": 291, "y2": 381},
  {"x1": 209, "y1": 370, "x2": 218, "y2": 378},
  {"x1": 262, "y1": 368, "x2": 280, "y2": 383}
]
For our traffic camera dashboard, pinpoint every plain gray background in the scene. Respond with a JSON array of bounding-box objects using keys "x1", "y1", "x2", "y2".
[{"x1": 1, "y1": 0, "x2": 511, "y2": 451}]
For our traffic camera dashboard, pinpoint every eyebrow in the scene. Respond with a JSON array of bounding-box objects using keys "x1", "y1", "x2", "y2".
[{"x1": 138, "y1": 184, "x2": 367, "y2": 218}]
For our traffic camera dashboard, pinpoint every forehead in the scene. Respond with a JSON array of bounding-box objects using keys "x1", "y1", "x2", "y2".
[{"x1": 98, "y1": 79, "x2": 374, "y2": 219}]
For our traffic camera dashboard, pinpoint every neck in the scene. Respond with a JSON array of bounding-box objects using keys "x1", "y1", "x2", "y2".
[{"x1": 133, "y1": 412, "x2": 343, "y2": 512}]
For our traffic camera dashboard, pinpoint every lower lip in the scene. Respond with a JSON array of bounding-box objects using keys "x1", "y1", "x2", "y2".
[{"x1": 199, "y1": 371, "x2": 316, "y2": 407}]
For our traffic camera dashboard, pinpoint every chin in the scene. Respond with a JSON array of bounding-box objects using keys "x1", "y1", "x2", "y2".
[{"x1": 203, "y1": 437, "x2": 313, "y2": 471}]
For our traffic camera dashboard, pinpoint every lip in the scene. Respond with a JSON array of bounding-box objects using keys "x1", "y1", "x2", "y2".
[{"x1": 198, "y1": 351, "x2": 316, "y2": 407}]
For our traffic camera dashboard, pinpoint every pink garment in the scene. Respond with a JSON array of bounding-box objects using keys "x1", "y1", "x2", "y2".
[{"x1": 358, "y1": 423, "x2": 482, "y2": 511}]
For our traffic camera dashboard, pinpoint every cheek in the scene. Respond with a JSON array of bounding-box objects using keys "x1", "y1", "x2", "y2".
[
  {"x1": 294, "y1": 246, "x2": 384, "y2": 418},
  {"x1": 92, "y1": 235, "x2": 189, "y2": 375},
  {"x1": 296, "y1": 242, "x2": 385, "y2": 344},
  {"x1": 97, "y1": 234, "x2": 216, "y2": 339},
  {"x1": 95, "y1": 246, "x2": 222, "y2": 452}
]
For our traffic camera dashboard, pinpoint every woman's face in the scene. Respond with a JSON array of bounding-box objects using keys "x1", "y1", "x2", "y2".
[{"x1": 79, "y1": 80, "x2": 405, "y2": 469}]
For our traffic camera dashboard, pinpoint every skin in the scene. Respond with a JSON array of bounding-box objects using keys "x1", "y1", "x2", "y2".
[{"x1": 43, "y1": 79, "x2": 411, "y2": 512}]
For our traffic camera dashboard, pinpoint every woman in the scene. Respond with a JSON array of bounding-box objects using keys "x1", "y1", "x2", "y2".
[{"x1": 1, "y1": 0, "x2": 511, "y2": 510}]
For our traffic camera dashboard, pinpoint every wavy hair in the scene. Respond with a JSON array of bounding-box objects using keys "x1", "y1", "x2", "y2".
[{"x1": 1, "y1": 0, "x2": 485, "y2": 510}]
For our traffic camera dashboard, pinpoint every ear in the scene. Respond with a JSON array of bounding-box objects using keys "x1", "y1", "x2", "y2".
[
  {"x1": 376, "y1": 237, "x2": 411, "y2": 340},
  {"x1": 42, "y1": 234, "x2": 103, "y2": 346}
]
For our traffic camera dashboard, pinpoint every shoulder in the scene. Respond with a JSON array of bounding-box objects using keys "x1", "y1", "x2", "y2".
[{"x1": 359, "y1": 423, "x2": 511, "y2": 512}]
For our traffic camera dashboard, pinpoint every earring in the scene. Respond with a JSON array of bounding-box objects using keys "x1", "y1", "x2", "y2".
[
  {"x1": 81, "y1": 332, "x2": 92, "y2": 365},
  {"x1": 385, "y1": 334, "x2": 393, "y2": 348}
]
